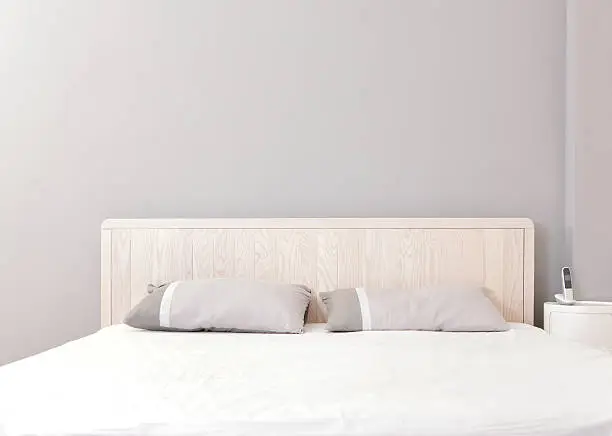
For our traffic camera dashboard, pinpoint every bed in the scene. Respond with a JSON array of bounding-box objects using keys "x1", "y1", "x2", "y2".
[{"x1": 2, "y1": 218, "x2": 612, "y2": 436}]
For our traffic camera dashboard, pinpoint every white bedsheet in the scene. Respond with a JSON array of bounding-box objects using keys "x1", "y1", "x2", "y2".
[{"x1": 2, "y1": 323, "x2": 612, "y2": 436}]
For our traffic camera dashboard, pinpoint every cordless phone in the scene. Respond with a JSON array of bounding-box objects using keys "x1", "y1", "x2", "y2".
[{"x1": 555, "y1": 267, "x2": 575, "y2": 305}]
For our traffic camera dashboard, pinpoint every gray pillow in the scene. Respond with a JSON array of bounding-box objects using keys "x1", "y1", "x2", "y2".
[
  {"x1": 321, "y1": 286, "x2": 508, "y2": 332},
  {"x1": 124, "y1": 279, "x2": 311, "y2": 333}
]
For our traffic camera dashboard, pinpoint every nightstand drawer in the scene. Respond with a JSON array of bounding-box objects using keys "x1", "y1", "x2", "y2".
[{"x1": 548, "y1": 311, "x2": 612, "y2": 350}]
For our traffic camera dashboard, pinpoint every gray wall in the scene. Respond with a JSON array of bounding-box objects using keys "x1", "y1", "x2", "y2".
[
  {"x1": 0, "y1": 1, "x2": 566, "y2": 365},
  {"x1": 567, "y1": 0, "x2": 612, "y2": 300}
]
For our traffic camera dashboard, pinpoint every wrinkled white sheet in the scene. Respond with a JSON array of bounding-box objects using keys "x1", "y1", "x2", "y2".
[{"x1": 2, "y1": 323, "x2": 612, "y2": 436}]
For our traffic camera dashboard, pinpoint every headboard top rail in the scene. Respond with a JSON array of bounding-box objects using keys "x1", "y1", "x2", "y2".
[{"x1": 102, "y1": 217, "x2": 534, "y2": 230}]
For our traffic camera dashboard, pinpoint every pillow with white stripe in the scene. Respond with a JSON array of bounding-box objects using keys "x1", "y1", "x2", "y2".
[
  {"x1": 124, "y1": 279, "x2": 311, "y2": 333},
  {"x1": 320, "y1": 286, "x2": 508, "y2": 332}
]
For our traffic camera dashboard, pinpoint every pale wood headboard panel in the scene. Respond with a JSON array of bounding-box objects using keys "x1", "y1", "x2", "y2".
[{"x1": 101, "y1": 218, "x2": 534, "y2": 327}]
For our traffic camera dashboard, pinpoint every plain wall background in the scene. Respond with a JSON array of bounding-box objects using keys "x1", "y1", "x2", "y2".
[
  {"x1": 567, "y1": 0, "x2": 612, "y2": 300},
  {"x1": 0, "y1": 0, "x2": 566, "y2": 365}
]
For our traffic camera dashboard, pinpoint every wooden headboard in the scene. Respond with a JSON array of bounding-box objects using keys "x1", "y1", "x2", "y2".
[{"x1": 101, "y1": 218, "x2": 534, "y2": 327}]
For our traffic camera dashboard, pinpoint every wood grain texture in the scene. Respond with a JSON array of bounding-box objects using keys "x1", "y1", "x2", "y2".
[
  {"x1": 483, "y1": 230, "x2": 524, "y2": 322},
  {"x1": 130, "y1": 229, "x2": 193, "y2": 309},
  {"x1": 337, "y1": 230, "x2": 364, "y2": 289},
  {"x1": 315, "y1": 231, "x2": 339, "y2": 321},
  {"x1": 110, "y1": 230, "x2": 131, "y2": 325},
  {"x1": 276, "y1": 230, "x2": 318, "y2": 321},
  {"x1": 192, "y1": 230, "x2": 214, "y2": 280},
  {"x1": 212, "y1": 229, "x2": 234, "y2": 278},
  {"x1": 316, "y1": 230, "x2": 339, "y2": 292},
  {"x1": 233, "y1": 229, "x2": 255, "y2": 279},
  {"x1": 101, "y1": 218, "x2": 535, "y2": 326},
  {"x1": 100, "y1": 229, "x2": 112, "y2": 328},
  {"x1": 523, "y1": 227, "x2": 535, "y2": 324},
  {"x1": 254, "y1": 229, "x2": 275, "y2": 282}
]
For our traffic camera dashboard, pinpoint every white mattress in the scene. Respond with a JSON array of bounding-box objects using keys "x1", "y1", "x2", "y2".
[{"x1": 2, "y1": 323, "x2": 612, "y2": 436}]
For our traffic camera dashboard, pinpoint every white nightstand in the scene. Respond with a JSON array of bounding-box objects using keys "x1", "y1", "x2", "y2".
[{"x1": 544, "y1": 301, "x2": 612, "y2": 351}]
